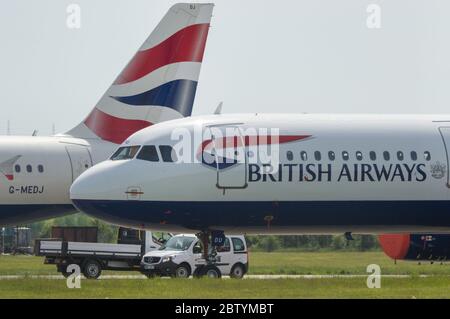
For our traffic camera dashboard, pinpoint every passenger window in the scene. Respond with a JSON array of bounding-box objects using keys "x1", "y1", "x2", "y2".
[
  {"x1": 15, "y1": 165, "x2": 20, "y2": 173},
  {"x1": 110, "y1": 146, "x2": 140, "y2": 161},
  {"x1": 397, "y1": 151, "x2": 404, "y2": 161},
  {"x1": 424, "y1": 151, "x2": 431, "y2": 161},
  {"x1": 300, "y1": 151, "x2": 308, "y2": 161},
  {"x1": 314, "y1": 151, "x2": 321, "y2": 161},
  {"x1": 286, "y1": 151, "x2": 294, "y2": 161},
  {"x1": 411, "y1": 151, "x2": 417, "y2": 161},
  {"x1": 136, "y1": 146, "x2": 159, "y2": 162},
  {"x1": 26, "y1": 165, "x2": 32, "y2": 173},
  {"x1": 38, "y1": 165, "x2": 44, "y2": 173},
  {"x1": 232, "y1": 238, "x2": 245, "y2": 252},
  {"x1": 216, "y1": 238, "x2": 231, "y2": 253},
  {"x1": 328, "y1": 151, "x2": 335, "y2": 161},
  {"x1": 369, "y1": 151, "x2": 376, "y2": 161},
  {"x1": 159, "y1": 145, "x2": 178, "y2": 163},
  {"x1": 342, "y1": 151, "x2": 349, "y2": 161},
  {"x1": 356, "y1": 151, "x2": 363, "y2": 161},
  {"x1": 383, "y1": 151, "x2": 390, "y2": 161}
]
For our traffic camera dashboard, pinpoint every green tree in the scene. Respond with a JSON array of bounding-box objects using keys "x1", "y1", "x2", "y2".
[
  {"x1": 332, "y1": 235, "x2": 346, "y2": 250},
  {"x1": 257, "y1": 236, "x2": 281, "y2": 252}
]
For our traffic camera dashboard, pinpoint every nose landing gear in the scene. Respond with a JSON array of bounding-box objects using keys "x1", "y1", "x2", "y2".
[{"x1": 193, "y1": 230, "x2": 223, "y2": 278}]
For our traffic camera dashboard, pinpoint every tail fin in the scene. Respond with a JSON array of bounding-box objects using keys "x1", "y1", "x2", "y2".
[{"x1": 67, "y1": 3, "x2": 214, "y2": 144}]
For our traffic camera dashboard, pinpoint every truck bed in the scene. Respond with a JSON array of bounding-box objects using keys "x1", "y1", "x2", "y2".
[{"x1": 35, "y1": 239, "x2": 142, "y2": 259}]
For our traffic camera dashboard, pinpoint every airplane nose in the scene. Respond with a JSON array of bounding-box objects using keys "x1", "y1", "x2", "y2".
[
  {"x1": 70, "y1": 160, "x2": 135, "y2": 222},
  {"x1": 71, "y1": 162, "x2": 106, "y2": 200},
  {"x1": 70, "y1": 159, "x2": 149, "y2": 227},
  {"x1": 70, "y1": 160, "x2": 128, "y2": 201}
]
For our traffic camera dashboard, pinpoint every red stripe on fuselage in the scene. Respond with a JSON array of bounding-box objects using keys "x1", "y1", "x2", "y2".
[
  {"x1": 114, "y1": 23, "x2": 210, "y2": 85},
  {"x1": 5, "y1": 174, "x2": 13, "y2": 181},
  {"x1": 200, "y1": 135, "x2": 312, "y2": 155},
  {"x1": 84, "y1": 108, "x2": 152, "y2": 144}
]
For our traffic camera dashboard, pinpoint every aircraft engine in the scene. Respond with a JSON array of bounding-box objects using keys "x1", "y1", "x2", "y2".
[{"x1": 378, "y1": 234, "x2": 450, "y2": 261}]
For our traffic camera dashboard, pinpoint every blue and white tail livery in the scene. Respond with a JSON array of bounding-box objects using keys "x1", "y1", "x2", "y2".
[
  {"x1": 68, "y1": 3, "x2": 213, "y2": 144},
  {"x1": 0, "y1": 3, "x2": 213, "y2": 226}
]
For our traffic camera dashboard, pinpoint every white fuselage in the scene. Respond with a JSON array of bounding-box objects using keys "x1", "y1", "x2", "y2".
[
  {"x1": 0, "y1": 135, "x2": 115, "y2": 225},
  {"x1": 70, "y1": 114, "x2": 450, "y2": 234}
]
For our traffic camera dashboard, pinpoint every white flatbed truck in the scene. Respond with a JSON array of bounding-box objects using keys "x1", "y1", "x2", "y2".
[{"x1": 35, "y1": 228, "x2": 171, "y2": 279}]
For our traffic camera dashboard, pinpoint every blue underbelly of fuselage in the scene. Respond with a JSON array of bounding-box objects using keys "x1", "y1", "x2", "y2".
[
  {"x1": 71, "y1": 199, "x2": 450, "y2": 233},
  {"x1": 0, "y1": 204, "x2": 76, "y2": 226}
]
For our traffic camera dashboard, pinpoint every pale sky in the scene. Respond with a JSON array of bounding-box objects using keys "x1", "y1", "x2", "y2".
[{"x1": 1, "y1": 0, "x2": 450, "y2": 135}]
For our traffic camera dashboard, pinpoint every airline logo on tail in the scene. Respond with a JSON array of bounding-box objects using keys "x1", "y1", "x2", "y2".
[
  {"x1": 69, "y1": 4, "x2": 214, "y2": 144},
  {"x1": 109, "y1": 22, "x2": 209, "y2": 115}
]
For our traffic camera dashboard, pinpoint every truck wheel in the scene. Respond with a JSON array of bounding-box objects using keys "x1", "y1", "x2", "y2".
[
  {"x1": 83, "y1": 259, "x2": 102, "y2": 279},
  {"x1": 193, "y1": 265, "x2": 204, "y2": 278},
  {"x1": 230, "y1": 264, "x2": 245, "y2": 279},
  {"x1": 175, "y1": 264, "x2": 191, "y2": 278},
  {"x1": 202, "y1": 265, "x2": 222, "y2": 279}
]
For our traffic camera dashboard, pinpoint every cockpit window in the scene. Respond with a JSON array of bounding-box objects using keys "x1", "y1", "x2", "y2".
[
  {"x1": 159, "y1": 145, "x2": 178, "y2": 163},
  {"x1": 136, "y1": 146, "x2": 159, "y2": 162},
  {"x1": 110, "y1": 146, "x2": 140, "y2": 161}
]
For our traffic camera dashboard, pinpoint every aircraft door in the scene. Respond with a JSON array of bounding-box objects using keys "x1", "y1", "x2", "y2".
[
  {"x1": 438, "y1": 127, "x2": 450, "y2": 188},
  {"x1": 65, "y1": 145, "x2": 93, "y2": 182},
  {"x1": 207, "y1": 126, "x2": 248, "y2": 190}
]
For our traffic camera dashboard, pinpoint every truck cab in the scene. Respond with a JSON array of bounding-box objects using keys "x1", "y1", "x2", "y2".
[{"x1": 140, "y1": 234, "x2": 248, "y2": 279}]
